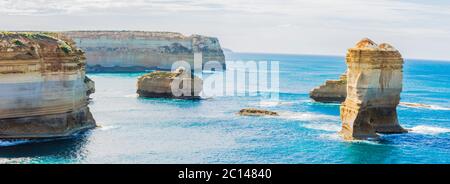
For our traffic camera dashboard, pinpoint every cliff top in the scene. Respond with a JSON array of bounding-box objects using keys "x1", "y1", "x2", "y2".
[
  {"x1": 0, "y1": 32, "x2": 81, "y2": 60},
  {"x1": 1, "y1": 32, "x2": 75, "y2": 51},
  {"x1": 351, "y1": 38, "x2": 398, "y2": 51},
  {"x1": 141, "y1": 71, "x2": 181, "y2": 79},
  {"x1": 63, "y1": 31, "x2": 218, "y2": 40}
]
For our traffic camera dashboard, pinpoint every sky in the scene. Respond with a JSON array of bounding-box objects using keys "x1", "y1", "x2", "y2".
[{"x1": 1, "y1": 0, "x2": 449, "y2": 60}]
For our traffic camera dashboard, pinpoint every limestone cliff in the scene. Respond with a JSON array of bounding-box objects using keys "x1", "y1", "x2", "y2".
[
  {"x1": 63, "y1": 31, "x2": 226, "y2": 72},
  {"x1": 310, "y1": 73, "x2": 347, "y2": 102},
  {"x1": 137, "y1": 68, "x2": 203, "y2": 99},
  {"x1": 340, "y1": 38, "x2": 407, "y2": 140},
  {"x1": 0, "y1": 32, "x2": 95, "y2": 139}
]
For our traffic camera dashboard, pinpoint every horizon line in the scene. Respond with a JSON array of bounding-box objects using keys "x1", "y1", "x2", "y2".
[{"x1": 226, "y1": 51, "x2": 450, "y2": 63}]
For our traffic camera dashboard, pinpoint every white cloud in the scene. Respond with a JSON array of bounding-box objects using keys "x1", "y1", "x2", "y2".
[{"x1": 0, "y1": 0, "x2": 449, "y2": 60}]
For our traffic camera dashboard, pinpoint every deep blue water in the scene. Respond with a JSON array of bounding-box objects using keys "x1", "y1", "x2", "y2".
[{"x1": 1, "y1": 53, "x2": 450, "y2": 164}]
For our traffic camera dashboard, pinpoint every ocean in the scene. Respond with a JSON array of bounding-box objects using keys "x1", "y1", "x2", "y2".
[{"x1": 1, "y1": 52, "x2": 449, "y2": 164}]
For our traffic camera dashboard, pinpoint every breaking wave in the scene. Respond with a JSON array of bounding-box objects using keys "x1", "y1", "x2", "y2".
[
  {"x1": 257, "y1": 100, "x2": 295, "y2": 107},
  {"x1": 0, "y1": 140, "x2": 32, "y2": 147},
  {"x1": 98, "y1": 125, "x2": 119, "y2": 131},
  {"x1": 303, "y1": 123, "x2": 341, "y2": 132},
  {"x1": 409, "y1": 125, "x2": 450, "y2": 135},
  {"x1": 276, "y1": 111, "x2": 339, "y2": 122},
  {"x1": 318, "y1": 133, "x2": 382, "y2": 145},
  {"x1": 400, "y1": 102, "x2": 450, "y2": 111},
  {"x1": 124, "y1": 94, "x2": 138, "y2": 98},
  {"x1": 273, "y1": 111, "x2": 341, "y2": 132}
]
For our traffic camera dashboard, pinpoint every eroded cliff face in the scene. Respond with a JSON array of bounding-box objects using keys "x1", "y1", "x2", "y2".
[
  {"x1": 340, "y1": 38, "x2": 407, "y2": 140},
  {"x1": 63, "y1": 31, "x2": 226, "y2": 72},
  {"x1": 310, "y1": 73, "x2": 347, "y2": 102},
  {"x1": 0, "y1": 32, "x2": 95, "y2": 139}
]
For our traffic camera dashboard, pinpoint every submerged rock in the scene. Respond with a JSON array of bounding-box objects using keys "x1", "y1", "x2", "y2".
[
  {"x1": 0, "y1": 32, "x2": 96, "y2": 139},
  {"x1": 137, "y1": 68, "x2": 203, "y2": 99},
  {"x1": 310, "y1": 73, "x2": 347, "y2": 103},
  {"x1": 238, "y1": 108, "x2": 279, "y2": 116},
  {"x1": 340, "y1": 38, "x2": 407, "y2": 140}
]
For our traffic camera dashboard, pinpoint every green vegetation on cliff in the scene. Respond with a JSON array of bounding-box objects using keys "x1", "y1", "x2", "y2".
[
  {"x1": 0, "y1": 32, "x2": 74, "y2": 54},
  {"x1": 143, "y1": 71, "x2": 179, "y2": 79}
]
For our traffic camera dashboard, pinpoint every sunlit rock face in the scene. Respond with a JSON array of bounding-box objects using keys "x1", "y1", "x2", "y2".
[
  {"x1": 310, "y1": 73, "x2": 347, "y2": 103},
  {"x1": 63, "y1": 31, "x2": 226, "y2": 72},
  {"x1": 137, "y1": 68, "x2": 203, "y2": 99},
  {"x1": 0, "y1": 32, "x2": 95, "y2": 139},
  {"x1": 340, "y1": 38, "x2": 407, "y2": 140}
]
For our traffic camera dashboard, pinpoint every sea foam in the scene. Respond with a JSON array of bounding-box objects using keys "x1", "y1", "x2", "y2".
[
  {"x1": 409, "y1": 125, "x2": 450, "y2": 135},
  {"x1": 277, "y1": 111, "x2": 339, "y2": 122},
  {"x1": 274, "y1": 111, "x2": 341, "y2": 132},
  {"x1": 400, "y1": 102, "x2": 450, "y2": 111},
  {"x1": 257, "y1": 101, "x2": 295, "y2": 107},
  {"x1": 0, "y1": 140, "x2": 31, "y2": 147}
]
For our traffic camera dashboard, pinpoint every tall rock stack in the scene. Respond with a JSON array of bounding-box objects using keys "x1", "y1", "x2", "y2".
[
  {"x1": 340, "y1": 38, "x2": 407, "y2": 140},
  {"x1": 0, "y1": 32, "x2": 95, "y2": 139}
]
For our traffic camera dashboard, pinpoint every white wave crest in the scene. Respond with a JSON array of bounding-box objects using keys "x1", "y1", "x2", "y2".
[
  {"x1": 303, "y1": 123, "x2": 341, "y2": 132},
  {"x1": 0, "y1": 140, "x2": 30, "y2": 147},
  {"x1": 400, "y1": 102, "x2": 450, "y2": 111},
  {"x1": 319, "y1": 133, "x2": 341, "y2": 141},
  {"x1": 98, "y1": 125, "x2": 119, "y2": 131},
  {"x1": 318, "y1": 133, "x2": 382, "y2": 145},
  {"x1": 277, "y1": 111, "x2": 339, "y2": 122},
  {"x1": 124, "y1": 94, "x2": 138, "y2": 98},
  {"x1": 409, "y1": 125, "x2": 450, "y2": 135},
  {"x1": 273, "y1": 111, "x2": 341, "y2": 132},
  {"x1": 258, "y1": 101, "x2": 295, "y2": 107}
]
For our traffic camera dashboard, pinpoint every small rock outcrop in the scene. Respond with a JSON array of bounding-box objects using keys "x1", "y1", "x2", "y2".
[
  {"x1": 85, "y1": 76, "x2": 95, "y2": 96},
  {"x1": 310, "y1": 73, "x2": 347, "y2": 102},
  {"x1": 340, "y1": 38, "x2": 407, "y2": 140},
  {"x1": 238, "y1": 108, "x2": 279, "y2": 116},
  {"x1": 63, "y1": 31, "x2": 226, "y2": 72},
  {"x1": 0, "y1": 32, "x2": 96, "y2": 139},
  {"x1": 137, "y1": 68, "x2": 203, "y2": 99}
]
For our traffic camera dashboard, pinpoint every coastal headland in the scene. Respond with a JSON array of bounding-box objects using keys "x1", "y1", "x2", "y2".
[
  {"x1": 0, "y1": 32, "x2": 96, "y2": 139},
  {"x1": 63, "y1": 31, "x2": 226, "y2": 72}
]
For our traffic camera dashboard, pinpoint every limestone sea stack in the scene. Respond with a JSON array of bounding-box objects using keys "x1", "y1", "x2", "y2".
[
  {"x1": 0, "y1": 32, "x2": 95, "y2": 139},
  {"x1": 310, "y1": 73, "x2": 347, "y2": 102},
  {"x1": 340, "y1": 38, "x2": 407, "y2": 140},
  {"x1": 137, "y1": 68, "x2": 203, "y2": 99},
  {"x1": 63, "y1": 31, "x2": 226, "y2": 72}
]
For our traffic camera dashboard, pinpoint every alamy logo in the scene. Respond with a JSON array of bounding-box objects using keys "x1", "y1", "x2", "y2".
[{"x1": 170, "y1": 52, "x2": 279, "y2": 102}]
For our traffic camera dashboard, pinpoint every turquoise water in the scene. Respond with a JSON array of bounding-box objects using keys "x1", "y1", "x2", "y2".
[{"x1": 1, "y1": 53, "x2": 450, "y2": 164}]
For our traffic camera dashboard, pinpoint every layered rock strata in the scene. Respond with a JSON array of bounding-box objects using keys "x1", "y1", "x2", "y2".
[
  {"x1": 137, "y1": 68, "x2": 203, "y2": 99},
  {"x1": 340, "y1": 38, "x2": 407, "y2": 140},
  {"x1": 310, "y1": 73, "x2": 347, "y2": 102},
  {"x1": 63, "y1": 31, "x2": 226, "y2": 72},
  {"x1": 0, "y1": 32, "x2": 95, "y2": 139}
]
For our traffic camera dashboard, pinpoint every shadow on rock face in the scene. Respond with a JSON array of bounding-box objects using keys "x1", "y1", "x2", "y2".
[
  {"x1": 0, "y1": 133, "x2": 90, "y2": 163},
  {"x1": 342, "y1": 141, "x2": 395, "y2": 164},
  {"x1": 137, "y1": 96, "x2": 203, "y2": 109}
]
